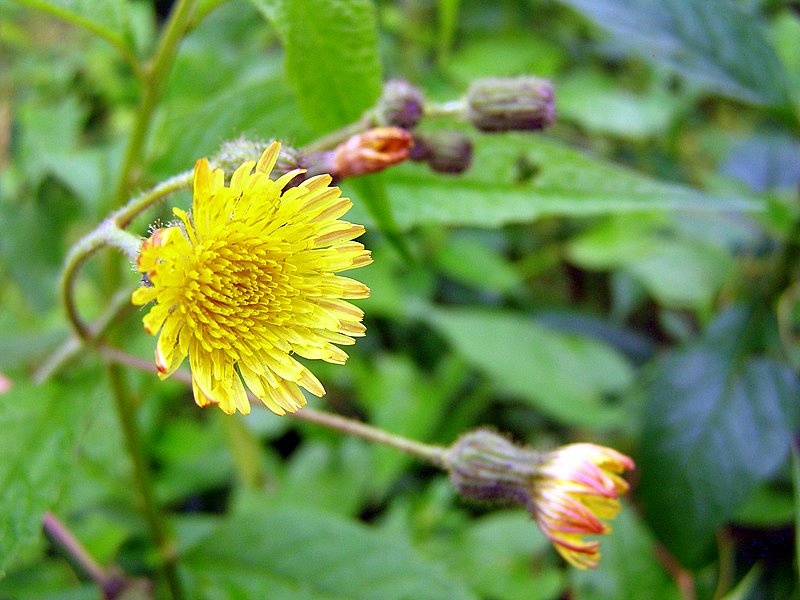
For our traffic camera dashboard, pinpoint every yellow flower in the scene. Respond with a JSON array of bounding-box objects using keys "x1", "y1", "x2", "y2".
[
  {"x1": 132, "y1": 142, "x2": 372, "y2": 416},
  {"x1": 530, "y1": 443, "x2": 634, "y2": 569}
]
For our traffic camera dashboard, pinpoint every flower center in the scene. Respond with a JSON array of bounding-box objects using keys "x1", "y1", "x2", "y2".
[{"x1": 178, "y1": 234, "x2": 295, "y2": 351}]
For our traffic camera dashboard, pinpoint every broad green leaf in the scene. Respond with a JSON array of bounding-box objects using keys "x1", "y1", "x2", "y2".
[
  {"x1": 555, "y1": 0, "x2": 791, "y2": 109},
  {"x1": 449, "y1": 512, "x2": 564, "y2": 600},
  {"x1": 183, "y1": 507, "x2": 476, "y2": 599},
  {"x1": 276, "y1": 439, "x2": 372, "y2": 516},
  {"x1": 639, "y1": 310, "x2": 800, "y2": 567},
  {"x1": 379, "y1": 134, "x2": 757, "y2": 231},
  {"x1": 557, "y1": 70, "x2": 684, "y2": 139},
  {"x1": 572, "y1": 506, "x2": 681, "y2": 600},
  {"x1": 252, "y1": 0, "x2": 383, "y2": 133},
  {"x1": 435, "y1": 233, "x2": 521, "y2": 295},
  {"x1": 568, "y1": 216, "x2": 735, "y2": 310},
  {"x1": 151, "y1": 71, "x2": 308, "y2": 178},
  {"x1": 424, "y1": 307, "x2": 633, "y2": 427},
  {"x1": 0, "y1": 378, "x2": 98, "y2": 575}
]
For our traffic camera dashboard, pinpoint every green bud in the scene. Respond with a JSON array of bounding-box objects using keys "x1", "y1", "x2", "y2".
[{"x1": 467, "y1": 76, "x2": 555, "y2": 132}]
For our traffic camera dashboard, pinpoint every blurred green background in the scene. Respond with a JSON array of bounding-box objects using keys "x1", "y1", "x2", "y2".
[{"x1": 1, "y1": 0, "x2": 800, "y2": 598}]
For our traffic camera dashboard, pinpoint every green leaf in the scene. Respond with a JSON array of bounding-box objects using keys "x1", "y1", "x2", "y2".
[
  {"x1": 382, "y1": 134, "x2": 757, "y2": 231},
  {"x1": 567, "y1": 216, "x2": 735, "y2": 310},
  {"x1": 557, "y1": 70, "x2": 685, "y2": 139},
  {"x1": 152, "y1": 71, "x2": 309, "y2": 177},
  {"x1": 450, "y1": 512, "x2": 564, "y2": 600},
  {"x1": 555, "y1": 0, "x2": 791, "y2": 109},
  {"x1": 15, "y1": 0, "x2": 134, "y2": 60},
  {"x1": 571, "y1": 506, "x2": 681, "y2": 600},
  {"x1": 639, "y1": 311, "x2": 800, "y2": 567},
  {"x1": 252, "y1": 0, "x2": 383, "y2": 133},
  {"x1": 424, "y1": 307, "x2": 633, "y2": 427},
  {"x1": 0, "y1": 378, "x2": 98, "y2": 575},
  {"x1": 183, "y1": 507, "x2": 476, "y2": 599}
]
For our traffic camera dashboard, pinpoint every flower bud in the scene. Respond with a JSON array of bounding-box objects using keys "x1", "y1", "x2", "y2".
[
  {"x1": 214, "y1": 138, "x2": 307, "y2": 184},
  {"x1": 374, "y1": 79, "x2": 426, "y2": 129},
  {"x1": 467, "y1": 76, "x2": 555, "y2": 132},
  {"x1": 446, "y1": 429, "x2": 634, "y2": 569},
  {"x1": 332, "y1": 127, "x2": 413, "y2": 179},
  {"x1": 411, "y1": 131, "x2": 473, "y2": 174}
]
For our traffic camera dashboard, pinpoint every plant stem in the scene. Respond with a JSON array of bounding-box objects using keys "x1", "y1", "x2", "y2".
[
  {"x1": 101, "y1": 346, "x2": 450, "y2": 468},
  {"x1": 60, "y1": 173, "x2": 191, "y2": 341},
  {"x1": 61, "y1": 222, "x2": 143, "y2": 340},
  {"x1": 109, "y1": 0, "x2": 197, "y2": 211},
  {"x1": 106, "y1": 363, "x2": 183, "y2": 600},
  {"x1": 43, "y1": 511, "x2": 140, "y2": 599},
  {"x1": 291, "y1": 407, "x2": 449, "y2": 467},
  {"x1": 35, "y1": 289, "x2": 134, "y2": 383},
  {"x1": 301, "y1": 117, "x2": 373, "y2": 154}
]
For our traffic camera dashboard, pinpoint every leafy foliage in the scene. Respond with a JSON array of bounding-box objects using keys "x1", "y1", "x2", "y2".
[{"x1": 2, "y1": 0, "x2": 800, "y2": 598}]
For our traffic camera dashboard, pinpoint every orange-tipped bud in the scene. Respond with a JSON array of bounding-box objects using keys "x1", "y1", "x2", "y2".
[
  {"x1": 446, "y1": 429, "x2": 634, "y2": 569},
  {"x1": 333, "y1": 127, "x2": 413, "y2": 178}
]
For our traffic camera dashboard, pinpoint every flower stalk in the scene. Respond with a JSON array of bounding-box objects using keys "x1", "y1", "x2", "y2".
[{"x1": 106, "y1": 363, "x2": 183, "y2": 600}]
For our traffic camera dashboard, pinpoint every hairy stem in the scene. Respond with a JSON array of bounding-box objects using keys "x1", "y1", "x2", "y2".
[{"x1": 107, "y1": 364, "x2": 183, "y2": 600}]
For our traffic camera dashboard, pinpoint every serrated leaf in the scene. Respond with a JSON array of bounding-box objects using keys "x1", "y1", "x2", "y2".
[
  {"x1": 0, "y1": 378, "x2": 97, "y2": 575},
  {"x1": 424, "y1": 307, "x2": 633, "y2": 427},
  {"x1": 555, "y1": 0, "x2": 791, "y2": 108},
  {"x1": 183, "y1": 508, "x2": 476, "y2": 600},
  {"x1": 381, "y1": 134, "x2": 757, "y2": 231},
  {"x1": 252, "y1": 0, "x2": 383, "y2": 133},
  {"x1": 639, "y1": 320, "x2": 800, "y2": 567}
]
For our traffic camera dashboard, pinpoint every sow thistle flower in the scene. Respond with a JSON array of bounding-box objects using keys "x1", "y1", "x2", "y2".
[
  {"x1": 447, "y1": 429, "x2": 634, "y2": 569},
  {"x1": 132, "y1": 142, "x2": 372, "y2": 416}
]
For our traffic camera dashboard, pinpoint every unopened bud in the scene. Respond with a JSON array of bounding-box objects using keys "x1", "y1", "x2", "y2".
[
  {"x1": 445, "y1": 428, "x2": 634, "y2": 570},
  {"x1": 447, "y1": 429, "x2": 541, "y2": 504},
  {"x1": 332, "y1": 127, "x2": 413, "y2": 178},
  {"x1": 411, "y1": 131, "x2": 473, "y2": 174},
  {"x1": 214, "y1": 138, "x2": 307, "y2": 184},
  {"x1": 374, "y1": 79, "x2": 426, "y2": 129},
  {"x1": 0, "y1": 373, "x2": 12, "y2": 394},
  {"x1": 467, "y1": 76, "x2": 555, "y2": 132}
]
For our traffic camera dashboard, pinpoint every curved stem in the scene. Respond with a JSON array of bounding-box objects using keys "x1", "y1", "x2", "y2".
[
  {"x1": 107, "y1": 363, "x2": 183, "y2": 600},
  {"x1": 60, "y1": 173, "x2": 191, "y2": 341},
  {"x1": 61, "y1": 222, "x2": 142, "y2": 340},
  {"x1": 101, "y1": 346, "x2": 450, "y2": 468},
  {"x1": 109, "y1": 0, "x2": 197, "y2": 211},
  {"x1": 35, "y1": 289, "x2": 134, "y2": 383}
]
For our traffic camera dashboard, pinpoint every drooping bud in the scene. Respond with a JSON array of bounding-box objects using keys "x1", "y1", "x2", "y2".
[
  {"x1": 410, "y1": 131, "x2": 473, "y2": 174},
  {"x1": 374, "y1": 79, "x2": 426, "y2": 129},
  {"x1": 445, "y1": 429, "x2": 634, "y2": 569},
  {"x1": 331, "y1": 127, "x2": 413, "y2": 179},
  {"x1": 467, "y1": 76, "x2": 555, "y2": 132}
]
